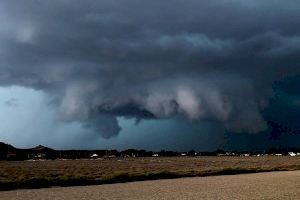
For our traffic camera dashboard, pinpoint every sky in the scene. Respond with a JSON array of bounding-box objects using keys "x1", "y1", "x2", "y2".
[{"x1": 0, "y1": 0, "x2": 300, "y2": 151}]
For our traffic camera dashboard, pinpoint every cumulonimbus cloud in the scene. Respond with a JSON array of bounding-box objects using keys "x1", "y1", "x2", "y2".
[{"x1": 0, "y1": 0, "x2": 300, "y2": 138}]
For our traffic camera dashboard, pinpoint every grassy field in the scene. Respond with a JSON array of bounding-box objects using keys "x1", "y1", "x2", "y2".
[{"x1": 0, "y1": 156, "x2": 300, "y2": 190}]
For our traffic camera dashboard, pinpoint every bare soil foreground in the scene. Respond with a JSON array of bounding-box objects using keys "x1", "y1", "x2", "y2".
[
  {"x1": 1, "y1": 156, "x2": 300, "y2": 190},
  {"x1": 1, "y1": 171, "x2": 300, "y2": 200}
]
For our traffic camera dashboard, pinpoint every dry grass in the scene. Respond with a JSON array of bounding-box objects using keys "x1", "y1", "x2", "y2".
[{"x1": 0, "y1": 156, "x2": 300, "y2": 190}]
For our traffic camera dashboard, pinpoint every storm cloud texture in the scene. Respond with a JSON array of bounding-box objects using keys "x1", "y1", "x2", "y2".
[{"x1": 1, "y1": 0, "x2": 300, "y2": 139}]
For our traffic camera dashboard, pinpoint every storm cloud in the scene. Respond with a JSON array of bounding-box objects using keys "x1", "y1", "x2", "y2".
[{"x1": 1, "y1": 0, "x2": 300, "y2": 138}]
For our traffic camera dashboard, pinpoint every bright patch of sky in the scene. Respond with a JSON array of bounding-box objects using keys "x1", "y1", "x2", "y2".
[
  {"x1": 0, "y1": 86, "x2": 86, "y2": 149},
  {"x1": 0, "y1": 86, "x2": 225, "y2": 151}
]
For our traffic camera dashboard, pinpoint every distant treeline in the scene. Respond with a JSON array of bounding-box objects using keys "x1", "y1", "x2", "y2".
[{"x1": 0, "y1": 142, "x2": 300, "y2": 161}]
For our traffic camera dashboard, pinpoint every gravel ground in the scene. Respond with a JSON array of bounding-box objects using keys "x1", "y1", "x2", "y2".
[{"x1": 1, "y1": 171, "x2": 300, "y2": 200}]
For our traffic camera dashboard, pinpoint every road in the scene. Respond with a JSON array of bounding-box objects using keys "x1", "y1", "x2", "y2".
[{"x1": 1, "y1": 171, "x2": 300, "y2": 200}]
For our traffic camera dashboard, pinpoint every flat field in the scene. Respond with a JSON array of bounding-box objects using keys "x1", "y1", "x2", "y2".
[{"x1": 0, "y1": 156, "x2": 300, "y2": 190}]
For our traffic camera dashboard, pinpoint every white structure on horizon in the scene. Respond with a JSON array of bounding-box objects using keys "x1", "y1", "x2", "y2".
[
  {"x1": 288, "y1": 152, "x2": 296, "y2": 157},
  {"x1": 91, "y1": 154, "x2": 99, "y2": 159}
]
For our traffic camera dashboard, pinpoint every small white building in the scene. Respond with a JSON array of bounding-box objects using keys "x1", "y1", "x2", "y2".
[
  {"x1": 288, "y1": 152, "x2": 296, "y2": 157},
  {"x1": 91, "y1": 154, "x2": 99, "y2": 159}
]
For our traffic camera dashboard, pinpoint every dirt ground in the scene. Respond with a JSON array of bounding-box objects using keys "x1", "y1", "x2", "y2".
[
  {"x1": 1, "y1": 156, "x2": 300, "y2": 190},
  {"x1": 1, "y1": 170, "x2": 300, "y2": 200},
  {"x1": 1, "y1": 156, "x2": 300, "y2": 185}
]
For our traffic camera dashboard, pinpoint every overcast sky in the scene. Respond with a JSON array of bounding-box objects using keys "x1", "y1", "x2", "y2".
[{"x1": 1, "y1": 0, "x2": 300, "y2": 151}]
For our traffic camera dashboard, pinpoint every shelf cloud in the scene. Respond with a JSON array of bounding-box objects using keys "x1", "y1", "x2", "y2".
[{"x1": 1, "y1": 1, "x2": 300, "y2": 138}]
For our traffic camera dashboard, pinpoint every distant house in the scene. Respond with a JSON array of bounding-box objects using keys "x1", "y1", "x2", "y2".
[
  {"x1": 32, "y1": 153, "x2": 46, "y2": 160},
  {"x1": 30, "y1": 145, "x2": 57, "y2": 160},
  {"x1": 91, "y1": 154, "x2": 99, "y2": 159},
  {"x1": 7, "y1": 152, "x2": 17, "y2": 160},
  {"x1": 288, "y1": 152, "x2": 296, "y2": 157},
  {"x1": 103, "y1": 155, "x2": 116, "y2": 159}
]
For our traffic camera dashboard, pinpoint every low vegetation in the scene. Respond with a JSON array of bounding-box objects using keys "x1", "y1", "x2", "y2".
[{"x1": 0, "y1": 156, "x2": 300, "y2": 190}]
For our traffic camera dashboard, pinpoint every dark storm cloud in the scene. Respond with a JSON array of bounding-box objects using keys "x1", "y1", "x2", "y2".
[{"x1": 1, "y1": 0, "x2": 300, "y2": 137}]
